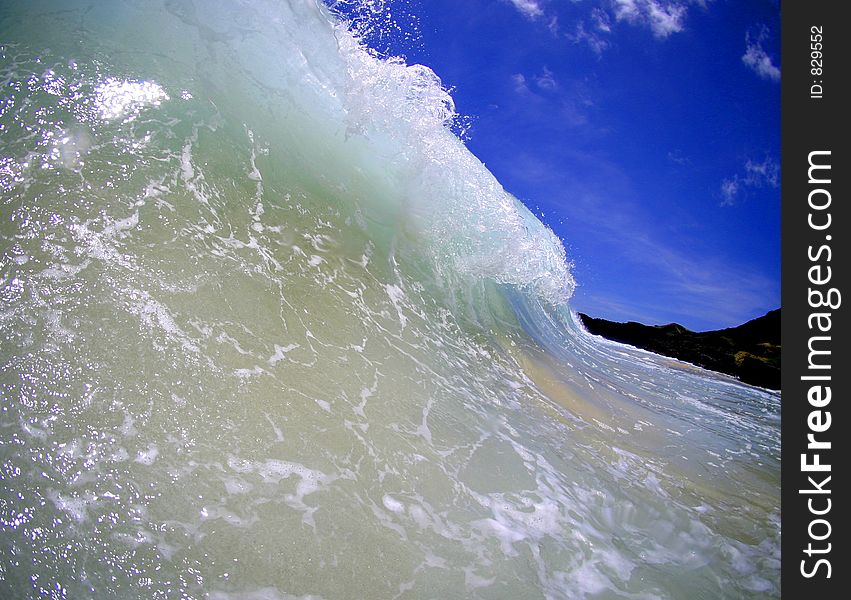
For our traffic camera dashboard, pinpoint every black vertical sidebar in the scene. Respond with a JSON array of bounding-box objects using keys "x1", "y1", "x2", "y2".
[{"x1": 782, "y1": 1, "x2": 849, "y2": 597}]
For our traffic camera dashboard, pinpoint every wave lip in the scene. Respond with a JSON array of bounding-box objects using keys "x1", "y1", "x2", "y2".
[{"x1": 327, "y1": 1, "x2": 575, "y2": 306}]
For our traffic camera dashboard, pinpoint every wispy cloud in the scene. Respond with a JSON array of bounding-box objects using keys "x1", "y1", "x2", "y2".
[
  {"x1": 511, "y1": 73, "x2": 529, "y2": 94},
  {"x1": 509, "y1": 1, "x2": 706, "y2": 53},
  {"x1": 511, "y1": 68, "x2": 560, "y2": 94},
  {"x1": 495, "y1": 151, "x2": 777, "y2": 329},
  {"x1": 720, "y1": 178, "x2": 739, "y2": 205},
  {"x1": 576, "y1": 293, "x2": 668, "y2": 326},
  {"x1": 612, "y1": 0, "x2": 687, "y2": 38},
  {"x1": 547, "y1": 15, "x2": 560, "y2": 36},
  {"x1": 568, "y1": 21, "x2": 611, "y2": 55},
  {"x1": 744, "y1": 157, "x2": 780, "y2": 186},
  {"x1": 535, "y1": 67, "x2": 558, "y2": 90},
  {"x1": 720, "y1": 156, "x2": 779, "y2": 206},
  {"x1": 667, "y1": 149, "x2": 690, "y2": 166},
  {"x1": 573, "y1": 197, "x2": 778, "y2": 328},
  {"x1": 592, "y1": 7, "x2": 612, "y2": 33},
  {"x1": 507, "y1": 0, "x2": 544, "y2": 20},
  {"x1": 742, "y1": 26, "x2": 780, "y2": 81},
  {"x1": 580, "y1": 265, "x2": 777, "y2": 329}
]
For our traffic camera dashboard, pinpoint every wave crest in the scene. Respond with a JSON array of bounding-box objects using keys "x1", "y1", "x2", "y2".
[{"x1": 329, "y1": 5, "x2": 574, "y2": 303}]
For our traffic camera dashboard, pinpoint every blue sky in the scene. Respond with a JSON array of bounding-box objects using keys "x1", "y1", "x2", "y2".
[{"x1": 334, "y1": 0, "x2": 781, "y2": 331}]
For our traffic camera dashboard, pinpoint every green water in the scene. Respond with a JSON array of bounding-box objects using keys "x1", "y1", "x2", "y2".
[{"x1": 1, "y1": 1, "x2": 780, "y2": 598}]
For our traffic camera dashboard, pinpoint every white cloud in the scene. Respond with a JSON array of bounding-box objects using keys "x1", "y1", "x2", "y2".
[
  {"x1": 508, "y1": 0, "x2": 544, "y2": 20},
  {"x1": 742, "y1": 28, "x2": 780, "y2": 81},
  {"x1": 535, "y1": 67, "x2": 558, "y2": 90},
  {"x1": 570, "y1": 189, "x2": 778, "y2": 328},
  {"x1": 511, "y1": 68, "x2": 559, "y2": 94},
  {"x1": 566, "y1": 8, "x2": 613, "y2": 54},
  {"x1": 720, "y1": 178, "x2": 739, "y2": 206},
  {"x1": 548, "y1": 15, "x2": 560, "y2": 35},
  {"x1": 613, "y1": 0, "x2": 687, "y2": 38},
  {"x1": 667, "y1": 149, "x2": 690, "y2": 166},
  {"x1": 506, "y1": 0, "x2": 705, "y2": 53},
  {"x1": 511, "y1": 68, "x2": 560, "y2": 96},
  {"x1": 592, "y1": 8, "x2": 612, "y2": 33},
  {"x1": 720, "y1": 156, "x2": 779, "y2": 206},
  {"x1": 744, "y1": 157, "x2": 779, "y2": 187},
  {"x1": 568, "y1": 19, "x2": 610, "y2": 55},
  {"x1": 614, "y1": 0, "x2": 641, "y2": 20}
]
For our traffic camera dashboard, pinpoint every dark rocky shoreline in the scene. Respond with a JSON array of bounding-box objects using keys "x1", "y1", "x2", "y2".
[{"x1": 578, "y1": 309, "x2": 780, "y2": 390}]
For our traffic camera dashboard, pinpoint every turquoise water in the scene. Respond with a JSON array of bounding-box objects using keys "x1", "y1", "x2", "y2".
[{"x1": 0, "y1": 1, "x2": 779, "y2": 598}]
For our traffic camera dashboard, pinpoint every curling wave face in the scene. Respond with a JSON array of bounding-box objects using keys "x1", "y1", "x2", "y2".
[{"x1": 0, "y1": 1, "x2": 778, "y2": 598}]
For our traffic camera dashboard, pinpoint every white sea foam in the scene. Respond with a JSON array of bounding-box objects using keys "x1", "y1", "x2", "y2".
[{"x1": 0, "y1": 2, "x2": 779, "y2": 598}]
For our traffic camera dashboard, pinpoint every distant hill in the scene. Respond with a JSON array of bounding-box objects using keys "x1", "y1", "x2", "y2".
[{"x1": 578, "y1": 309, "x2": 780, "y2": 390}]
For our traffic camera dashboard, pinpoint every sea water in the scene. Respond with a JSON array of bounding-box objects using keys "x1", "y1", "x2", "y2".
[{"x1": 0, "y1": 1, "x2": 780, "y2": 598}]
